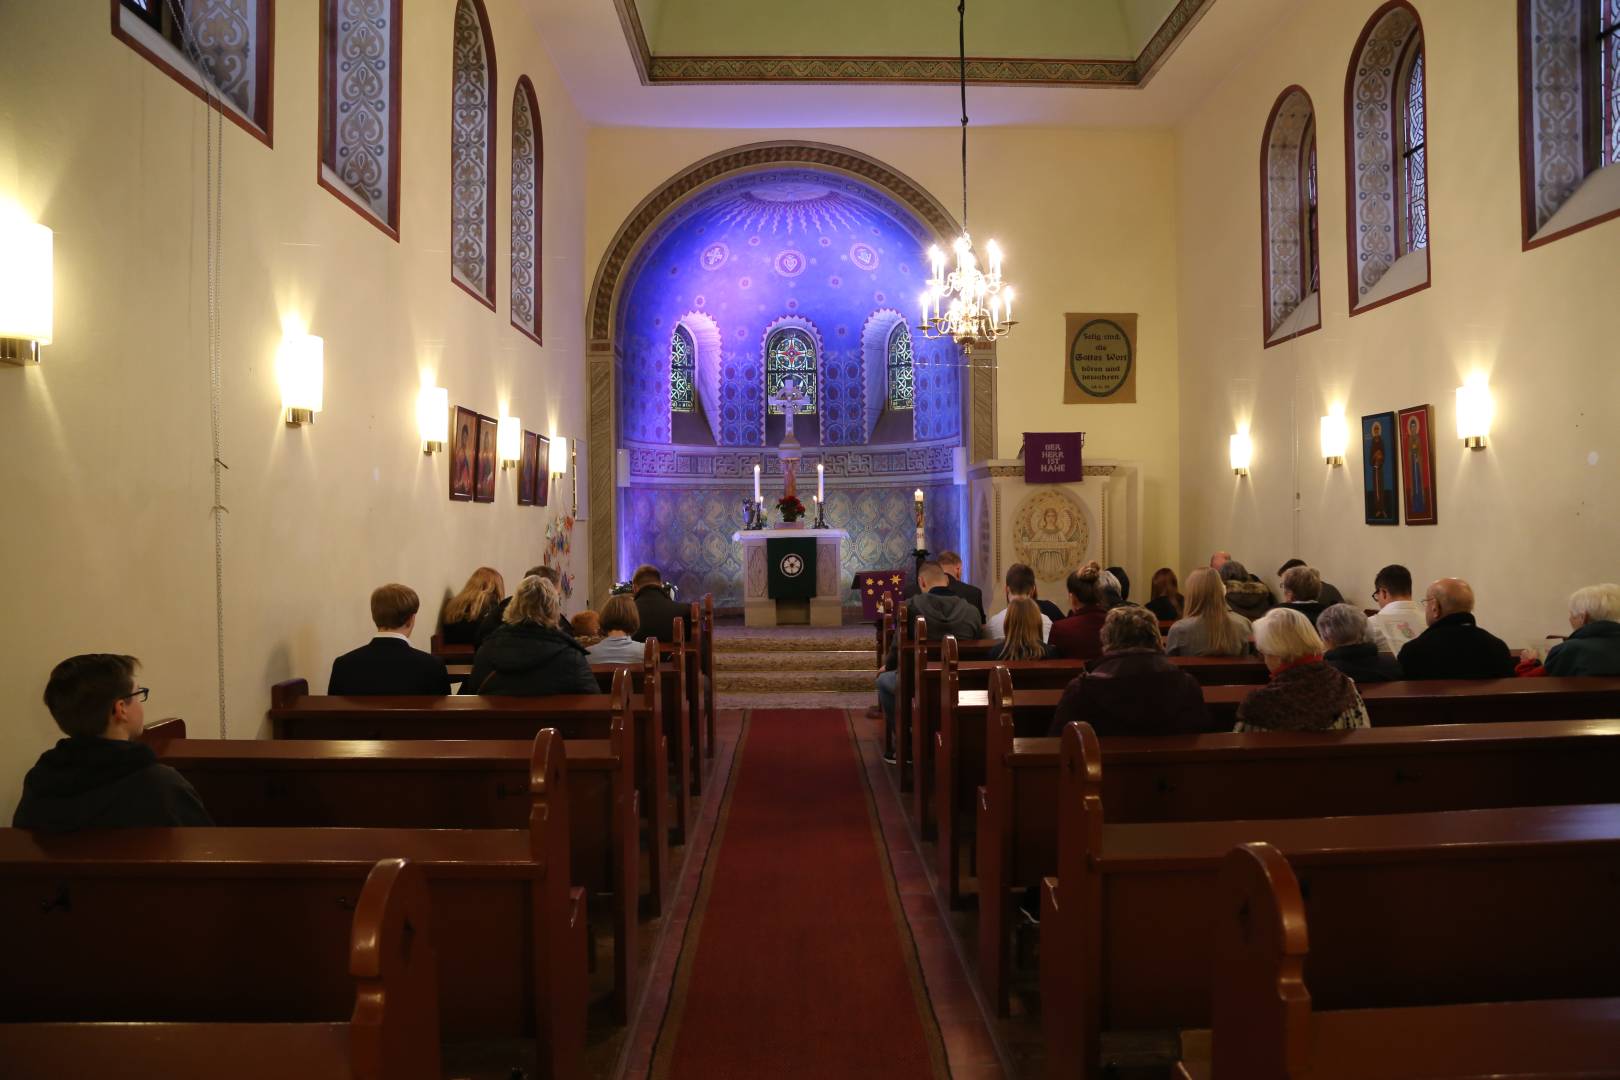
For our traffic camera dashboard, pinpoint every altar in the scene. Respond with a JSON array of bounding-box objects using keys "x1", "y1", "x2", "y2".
[{"x1": 731, "y1": 527, "x2": 850, "y2": 627}]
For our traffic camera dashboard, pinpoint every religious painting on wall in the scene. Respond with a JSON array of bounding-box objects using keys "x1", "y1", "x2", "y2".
[
  {"x1": 1361, "y1": 410, "x2": 1400, "y2": 526},
  {"x1": 1062, "y1": 313, "x2": 1137, "y2": 404},
  {"x1": 449, "y1": 405, "x2": 477, "y2": 502},
  {"x1": 474, "y1": 414, "x2": 498, "y2": 503},
  {"x1": 518, "y1": 430, "x2": 540, "y2": 506},
  {"x1": 535, "y1": 433, "x2": 551, "y2": 507},
  {"x1": 1397, "y1": 404, "x2": 1437, "y2": 525}
]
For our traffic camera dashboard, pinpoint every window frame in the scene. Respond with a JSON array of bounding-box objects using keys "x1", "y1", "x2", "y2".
[
  {"x1": 448, "y1": 0, "x2": 498, "y2": 311},
  {"x1": 509, "y1": 75, "x2": 544, "y2": 345},
  {"x1": 111, "y1": 0, "x2": 275, "y2": 147},
  {"x1": 1258, "y1": 84, "x2": 1323, "y2": 347},
  {"x1": 316, "y1": 0, "x2": 403, "y2": 240}
]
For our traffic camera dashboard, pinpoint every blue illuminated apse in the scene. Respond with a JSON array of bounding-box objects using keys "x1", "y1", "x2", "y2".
[{"x1": 615, "y1": 167, "x2": 966, "y2": 605}]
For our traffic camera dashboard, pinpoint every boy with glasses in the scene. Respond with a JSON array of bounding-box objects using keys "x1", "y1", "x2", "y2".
[
  {"x1": 12, "y1": 654, "x2": 211, "y2": 831},
  {"x1": 1367, "y1": 563, "x2": 1426, "y2": 656}
]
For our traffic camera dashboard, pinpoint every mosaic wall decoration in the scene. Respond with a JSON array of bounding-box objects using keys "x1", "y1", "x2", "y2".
[
  {"x1": 510, "y1": 77, "x2": 542, "y2": 339},
  {"x1": 912, "y1": 334, "x2": 962, "y2": 442},
  {"x1": 450, "y1": 0, "x2": 493, "y2": 300}
]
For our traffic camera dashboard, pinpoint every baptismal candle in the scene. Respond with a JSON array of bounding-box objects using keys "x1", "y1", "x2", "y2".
[
  {"x1": 753, "y1": 463, "x2": 761, "y2": 502},
  {"x1": 817, "y1": 463, "x2": 825, "y2": 502}
]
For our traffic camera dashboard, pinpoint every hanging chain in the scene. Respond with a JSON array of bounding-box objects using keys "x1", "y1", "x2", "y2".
[{"x1": 959, "y1": 0, "x2": 969, "y2": 231}]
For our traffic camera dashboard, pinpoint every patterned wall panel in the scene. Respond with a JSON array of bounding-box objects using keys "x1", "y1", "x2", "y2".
[
  {"x1": 510, "y1": 78, "x2": 542, "y2": 339},
  {"x1": 912, "y1": 335, "x2": 962, "y2": 442},
  {"x1": 450, "y1": 0, "x2": 494, "y2": 300}
]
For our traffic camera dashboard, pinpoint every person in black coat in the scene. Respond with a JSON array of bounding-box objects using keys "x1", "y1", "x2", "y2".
[
  {"x1": 1278, "y1": 565, "x2": 1330, "y2": 627},
  {"x1": 13, "y1": 653, "x2": 212, "y2": 832},
  {"x1": 475, "y1": 565, "x2": 575, "y2": 646},
  {"x1": 630, "y1": 564, "x2": 691, "y2": 644},
  {"x1": 1048, "y1": 606, "x2": 1213, "y2": 737},
  {"x1": 1317, "y1": 604, "x2": 1402, "y2": 683},
  {"x1": 329, "y1": 584, "x2": 451, "y2": 696},
  {"x1": 938, "y1": 552, "x2": 986, "y2": 622},
  {"x1": 1398, "y1": 578, "x2": 1516, "y2": 680},
  {"x1": 463, "y1": 575, "x2": 596, "y2": 696}
]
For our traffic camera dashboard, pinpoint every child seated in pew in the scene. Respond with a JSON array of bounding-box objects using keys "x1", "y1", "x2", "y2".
[
  {"x1": 988, "y1": 598, "x2": 1056, "y2": 661},
  {"x1": 13, "y1": 654, "x2": 212, "y2": 831},
  {"x1": 587, "y1": 596, "x2": 644, "y2": 663},
  {"x1": 571, "y1": 608, "x2": 602, "y2": 647},
  {"x1": 328, "y1": 584, "x2": 452, "y2": 696},
  {"x1": 461, "y1": 575, "x2": 596, "y2": 695}
]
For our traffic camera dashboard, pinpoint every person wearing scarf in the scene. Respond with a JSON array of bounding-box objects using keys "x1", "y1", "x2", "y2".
[{"x1": 1235, "y1": 607, "x2": 1370, "y2": 732}]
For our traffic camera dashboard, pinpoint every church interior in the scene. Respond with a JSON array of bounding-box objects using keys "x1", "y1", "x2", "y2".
[{"x1": 3, "y1": 1, "x2": 1620, "y2": 1077}]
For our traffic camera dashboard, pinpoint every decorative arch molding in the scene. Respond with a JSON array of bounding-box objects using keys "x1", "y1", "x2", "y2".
[
  {"x1": 859, "y1": 308, "x2": 909, "y2": 440},
  {"x1": 676, "y1": 310, "x2": 723, "y2": 444},
  {"x1": 585, "y1": 141, "x2": 993, "y2": 605},
  {"x1": 1259, "y1": 86, "x2": 1320, "y2": 346}
]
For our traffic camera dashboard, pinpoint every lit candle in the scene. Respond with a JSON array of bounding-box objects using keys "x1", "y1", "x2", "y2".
[
  {"x1": 1002, "y1": 287, "x2": 1013, "y2": 324},
  {"x1": 929, "y1": 245, "x2": 944, "y2": 283},
  {"x1": 817, "y1": 462, "x2": 825, "y2": 501},
  {"x1": 914, "y1": 488, "x2": 925, "y2": 551},
  {"x1": 919, "y1": 291, "x2": 930, "y2": 327},
  {"x1": 914, "y1": 488, "x2": 924, "y2": 505},
  {"x1": 753, "y1": 462, "x2": 761, "y2": 502}
]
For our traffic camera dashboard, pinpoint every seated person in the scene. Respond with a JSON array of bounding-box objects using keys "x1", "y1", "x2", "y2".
[
  {"x1": 985, "y1": 563, "x2": 1053, "y2": 642},
  {"x1": 477, "y1": 565, "x2": 575, "y2": 645},
  {"x1": 1278, "y1": 565, "x2": 1330, "y2": 626},
  {"x1": 571, "y1": 609, "x2": 602, "y2": 648},
  {"x1": 1236, "y1": 608, "x2": 1370, "y2": 732},
  {"x1": 988, "y1": 598, "x2": 1056, "y2": 661},
  {"x1": 1368, "y1": 563, "x2": 1426, "y2": 655},
  {"x1": 13, "y1": 654, "x2": 212, "y2": 831},
  {"x1": 461, "y1": 576, "x2": 596, "y2": 695},
  {"x1": 937, "y1": 551, "x2": 986, "y2": 621},
  {"x1": 1166, "y1": 568, "x2": 1253, "y2": 657},
  {"x1": 1099, "y1": 566, "x2": 1131, "y2": 609},
  {"x1": 1145, "y1": 567, "x2": 1184, "y2": 623},
  {"x1": 328, "y1": 584, "x2": 452, "y2": 695},
  {"x1": 630, "y1": 564, "x2": 691, "y2": 644},
  {"x1": 587, "y1": 596, "x2": 645, "y2": 664},
  {"x1": 1318, "y1": 603, "x2": 1401, "y2": 683},
  {"x1": 876, "y1": 561, "x2": 983, "y2": 763},
  {"x1": 1541, "y1": 583, "x2": 1620, "y2": 676},
  {"x1": 1048, "y1": 606, "x2": 1211, "y2": 737},
  {"x1": 441, "y1": 566, "x2": 504, "y2": 646},
  {"x1": 1278, "y1": 558, "x2": 1345, "y2": 607},
  {"x1": 1049, "y1": 563, "x2": 1110, "y2": 661},
  {"x1": 1399, "y1": 578, "x2": 1516, "y2": 680},
  {"x1": 1219, "y1": 559, "x2": 1274, "y2": 620}
]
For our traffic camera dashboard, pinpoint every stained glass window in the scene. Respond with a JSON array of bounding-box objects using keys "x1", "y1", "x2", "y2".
[
  {"x1": 765, "y1": 329, "x2": 817, "y2": 415},
  {"x1": 670, "y1": 325, "x2": 695, "y2": 413},
  {"x1": 886, "y1": 322, "x2": 914, "y2": 410},
  {"x1": 114, "y1": 0, "x2": 270, "y2": 135},
  {"x1": 1604, "y1": 1, "x2": 1620, "y2": 166},
  {"x1": 1402, "y1": 48, "x2": 1428, "y2": 252},
  {"x1": 450, "y1": 0, "x2": 496, "y2": 304},
  {"x1": 320, "y1": 0, "x2": 402, "y2": 232},
  {"x1": 1305, "y1": 128, "x2": 1319, "y2": 295}
]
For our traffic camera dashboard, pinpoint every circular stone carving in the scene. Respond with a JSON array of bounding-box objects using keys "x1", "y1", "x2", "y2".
[
  {"x1": 1012, "y1": 488, "x2": 1093, "y2": 585},
  {"x1": 1067, "y1": 317, "x2": 1133, "y2": 398}
]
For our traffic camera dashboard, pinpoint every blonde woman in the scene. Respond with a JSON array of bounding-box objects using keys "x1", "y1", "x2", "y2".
[
  {"x1": 441, "y1": 567, "x2": 505, "y2": 645},
  {"x1": 461, "y1": 576, "x2": 595, "y2": 696},
  {"x1": 1235, "y1": 608, "x2": 1369, "y2": 732},
  {"x1": 990, "y1": 598, "x2": 1055, "y2": 661},
  {"x1": 1166, "y1": 568, "x2": 1252, "y2": 657}
]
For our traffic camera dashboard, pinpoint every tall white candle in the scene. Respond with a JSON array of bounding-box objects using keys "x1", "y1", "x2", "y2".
[
  {"x1": 753, "y1": 463, "x2": 761, "y2": 502},
  {"x1": 817, "y1": 463, "x2": 825, "y2": 502}
]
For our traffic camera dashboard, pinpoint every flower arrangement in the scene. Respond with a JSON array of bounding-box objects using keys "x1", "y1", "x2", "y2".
[{"x1": 775, "y1": 494, "x2": 806, "y2": 522}]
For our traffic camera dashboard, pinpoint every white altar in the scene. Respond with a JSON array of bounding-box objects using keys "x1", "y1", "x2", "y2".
[{"x1": 731, "y1": 527, "x2": 850, "y2": 627}]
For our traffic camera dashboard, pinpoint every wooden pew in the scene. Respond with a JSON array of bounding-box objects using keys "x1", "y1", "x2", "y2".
[
  {"x1": 147, "y1": 720, "x2": 641, "y2": 1023},
  {"x1": 591, "y1": 635, "x2": 690, "y2": 845},
  {"x1": 701, "y1": 594, "x2": 717, "y2": 759},
  {"x1": 0, "y1": 856, "x2": 442, "y2": 1080},
  {"x1": 894, "y1": 610, "x2": 1000, "y2": 789},
  {"x1": 1207, "y1": 842, "x2": 1620, "y2": 1080},
  {"x1": 1202, "y1": 675, "x2": 1620, "y2": 728},
  {"x1": 0, "y1": 730, "x2": 587, "y2": 1080},
  {"x1": 976, "y1": 700, "x2": 1620, "y2": 1015},
  {"x1": 429, "y1": 632, "x2": 474, "y2": 666},
  {"x1": 1037, "y1": 724, "x2": 1620, "y2": 1080},
  {"x1": 652, "y1": 604, "x2": 710, "y2": 791}
]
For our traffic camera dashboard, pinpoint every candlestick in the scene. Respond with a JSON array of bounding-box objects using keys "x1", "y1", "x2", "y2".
[
  {"x1": 753, "y1": 463, "x2": 761, "y2": 502},
  {"x1": 817, "y1": 463, "x2": 825, "y2": 502}
]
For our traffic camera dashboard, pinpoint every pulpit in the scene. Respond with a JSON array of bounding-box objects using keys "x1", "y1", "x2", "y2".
[{"x1": 732, "y1": 527, "x2": 850, "y2": 626}]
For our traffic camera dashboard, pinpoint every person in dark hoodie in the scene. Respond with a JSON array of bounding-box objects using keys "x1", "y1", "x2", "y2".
[
  {"x1": 463, "y1": 575, "x2": 597, "y2": 696},
  {"x1": 13, "y1": 654, "x2": 212, "y2": 831},
  {"x1": 1048, "y1": 606, "x2": 1212, "y2": 736},
  {"x1": 1318, "y1": 604, "x2": 1402, "y2": 683},
  {"x1": 1219, "y1": 559, "x2": 1275, "y2": 621}
]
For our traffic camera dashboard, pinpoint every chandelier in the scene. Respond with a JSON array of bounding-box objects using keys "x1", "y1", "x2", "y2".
[{"x1": 918, "y1": 0, "x2": 1014, "y2": 348}]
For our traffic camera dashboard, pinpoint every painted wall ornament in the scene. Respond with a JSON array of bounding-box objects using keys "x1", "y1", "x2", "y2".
[{"x1": 1013, "y1": 488, "x2": 1091, "y2": 583}]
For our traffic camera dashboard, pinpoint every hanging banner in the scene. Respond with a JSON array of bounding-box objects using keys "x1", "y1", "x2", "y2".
[
  {"x1": 1063, "y1": 313, "x2": 1138, "y2": 404},
  {"x1": 1023, "y1": 432, "x2": 1085, "y2": 484}
]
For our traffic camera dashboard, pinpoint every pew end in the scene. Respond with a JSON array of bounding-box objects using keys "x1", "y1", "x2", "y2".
[
  {"x1": 271, "y1": 678, "x2": 310, "y2": 710},
  {"x1": 1210, "y1": 843, "x2": 1310, "y2": 1080},
  {"x1": 139, "y1": 717, "x2": 187, "y2": 753}
]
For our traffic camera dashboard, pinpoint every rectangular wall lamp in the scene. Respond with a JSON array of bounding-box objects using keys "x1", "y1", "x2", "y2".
[{"x1": 0, "y1": 215, "x2": 52, "y2": 365}]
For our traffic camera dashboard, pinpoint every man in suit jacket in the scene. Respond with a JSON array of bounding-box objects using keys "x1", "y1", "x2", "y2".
[
  {"x1": 329, "y1": 584, "x2": 452, "y2": 695},
  {"x1": 630, "y1": 564, "x2": 691, "y2": 644},
  {"x1": 1399, "y1": 578, "x2": 1516, "y2": 680},
  {"x1": 877, "y1": 562, "x2": 982, "y2": 762}
]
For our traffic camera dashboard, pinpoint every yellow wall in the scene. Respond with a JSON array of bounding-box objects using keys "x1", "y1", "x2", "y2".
[
  {"x1": 0, "y1": 2, "x2": 591, "y2": 814},
  {"x1": 1175, "y1": 0, "x2": 1619, "y2": 649},
  {"x1": 587, "y1": 125, "x2": 1183, "y2": 584}
]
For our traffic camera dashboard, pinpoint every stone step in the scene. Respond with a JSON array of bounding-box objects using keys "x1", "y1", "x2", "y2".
[
  {"x1": 715, "y1": 669, "x2": 876, "y2": 693},
  {"x1": 711, "y1": 629, "x2": 874, "y2": 654},
  {"x1": 713, "y1": 650, "x2": 875, "y2": 673}
]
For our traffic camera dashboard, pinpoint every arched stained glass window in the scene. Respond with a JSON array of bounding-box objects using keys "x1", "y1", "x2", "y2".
[
  {"x1": 1400, "y1": 47, "x2": 1428, "y2": 252},
  {"x1": 886, "y1": 322, "x2": 914, "y2": 410},
  {"x1": 765, "y1": 329, "x2": 817, "y2": 414},
  {"x1": 113, "y1": 0, "x2": 274, "y2": 142},
  {"x1": 450, "y1": 0, "x2": 496, "y2": 307},
  {"x1": 1260, "y1": 85, "x2": 1320, "y2": 342},
  {"x1": 319, "y1": 0, "x2": 403, "y2": 236},
  {"x1": 670, "y1": 325, "x2": 695, "y2": 413},
  {"x1": 1603, "y1": 0, "x2": 1620, "y2": 166},
  {"x1": 1305, "y1": 121, "x2": 1320, "y2": 294},
  {"x1": 510, "y1": 76, "x2": 543, "y2": 343}
]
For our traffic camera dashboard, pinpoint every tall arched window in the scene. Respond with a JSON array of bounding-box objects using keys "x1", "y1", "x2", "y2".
[
  {"x1": 318, "y1": 0, "x2": 403, "y2": 237},
  {"x1": 1260, "y1": 86, "x2": 1321, "y2": 345},
  {"x1": 450, "y1": 0, "x2": 496, "y2": 308},
  {"x1": 1344, "y1": 2, "x2": 1430, "y2": 314},
  {"x1": 113, "y1": 0, "x2": 274, "y2": 143},
  {"x1": 886, "y1": 322, "x2": 914, "y2": 410},
  {"x1": 1519, "y1": 0, "x2": 1620, "y2": 247},
  {"x1": 670, "y1": 325, "x2": 695, "y2": 413},
  {"x1": 510, "y1": 76, "x2": 543, "y2": 343},
  {"x1": 765, "y1": 328, "x2": 817, "y2": 414}
]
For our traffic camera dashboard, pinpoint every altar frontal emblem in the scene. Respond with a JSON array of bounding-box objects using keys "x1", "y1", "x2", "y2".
[
  {"x1": 766, "y1": 537, "x2": 818, "y2": 601},
  {"x1": 780, "y1": 553, "x2": 805, "y2": 577}
]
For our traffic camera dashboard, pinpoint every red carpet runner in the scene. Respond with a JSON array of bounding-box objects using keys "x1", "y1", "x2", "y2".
[{"x1": 652, "y1": 710, "x2": 946, "y2": 1079}]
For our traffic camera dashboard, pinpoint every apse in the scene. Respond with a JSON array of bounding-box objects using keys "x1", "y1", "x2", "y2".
[{"x1": 615, "y1": 166, "x2": 966, "y2": 605}]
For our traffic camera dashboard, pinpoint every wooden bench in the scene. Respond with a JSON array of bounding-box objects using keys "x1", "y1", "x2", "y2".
[
  {"x1": 1205, "y1": 842, "x2": 1620, "y2": 1079},
  {"x1": 976, "y1": 698, "x2": 1620, "y2": 1015},
  {"x1": 0, "y1": 730, "x2": 586, "y2": 1080},
  {"x1": 1202, "y1": 675, "x2": 1620, "y2": 727},
  {"x1": 0, "y1": 856, "x2": 441, "y2": 1080},
  {"x1": 146, "y1": 718, "x2": 642, "y2": 1023},
  {"x1": 651, "y1": 603, "x2": 712, "y2": 792},
  {"x1": 1037, "y1": 723, "x2": 1620, "y2": 1080},
  {"x1": 593, "y1": 633, "x2": 692, "y2": 842},
  {"x1": 892, "y1": 609, "x2": 999, "y2": 789}
]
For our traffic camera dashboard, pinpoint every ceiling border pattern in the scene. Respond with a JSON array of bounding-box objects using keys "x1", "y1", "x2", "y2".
[{"x1": 612, "y1": 0, "x2": 1214, "y2": 87}]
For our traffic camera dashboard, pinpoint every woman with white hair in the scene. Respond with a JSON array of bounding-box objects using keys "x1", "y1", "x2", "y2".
[
  {"x1": 1234, "y1": 607, "x2": 1369, "y2": 732},
  {"x1": 462, "y1": 575, "x2": 596, "y2": 695},
  {"x1": 1543, "y1": 584, "x2": 1620, "y2": 676},
  {"x1": 1318, "y1": 603, "x2": 1401, "y2": 683}
]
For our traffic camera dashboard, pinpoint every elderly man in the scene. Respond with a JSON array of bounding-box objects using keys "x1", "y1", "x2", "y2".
[
  {"x1": 876, "y1": 562, "x2": 982, "y2": 763},
  {"x1": 1398, "y1": 578, "x2": 1516, "y2": 680},
  {"x1": 1318, "y1": 604, "x2": 1401, "y2": 683},
  {"x1": 1542, "y1": 584, "x2": 1620, "y2": 676}
]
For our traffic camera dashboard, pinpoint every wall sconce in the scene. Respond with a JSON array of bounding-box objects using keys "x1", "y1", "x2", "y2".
[
  {"x1": 417, "y1": 384, "x2": 448, "y2": 454},
  {"x1": 497, "y1": 415, "x2": 522, "y2": 468},
  {"x1": 1229, "y1": 431, "x2": 1252, "y2": 477},
  {"x1": 550, "y1": 434, "x2": 568, "y2": 474},
  {"x1": 0, "y1": 214, "x2": 53, "y2": 365},
  {"x1": 277, "y1": 332, "x2": 324, "y2": 425},
  {"x1": 1456, "y1": 378, "x2": 1493, "y2": 450},
  {"x1": 1319, "y1": 412, "x2": 1348, "y2": 467}
]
